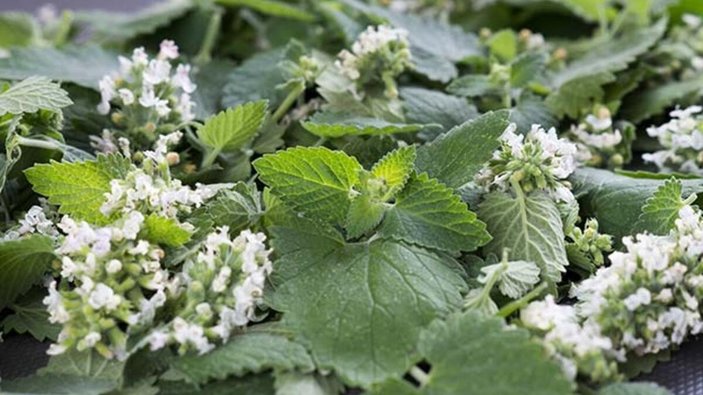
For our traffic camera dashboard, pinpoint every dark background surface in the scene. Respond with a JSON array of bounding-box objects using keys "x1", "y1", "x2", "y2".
[{"x1": 0, "y1": 1, "x2": 702, "y2": 394}]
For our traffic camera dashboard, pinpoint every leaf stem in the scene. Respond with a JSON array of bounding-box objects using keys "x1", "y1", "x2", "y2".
[
  {"x1": 195, "y1": 7, "x2": 223, "y2": 65},
  {"x1": 497, "y1": 282, "x2": 548, "y2": 318},
  {"x1": 409, "y1": 366, "x2": 430, "y2": 387},
  {"x1": 201, "y1": 147, "x2": 221, "y2": 168},
  {"x1": 15, "y1": 136, "x2": 62, "y2": 151},
  {"x1": 271, "y1": 82, "x2": 305, "y2": 124}
]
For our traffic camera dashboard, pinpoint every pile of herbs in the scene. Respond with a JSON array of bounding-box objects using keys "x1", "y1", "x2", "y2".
[{"x1": 1, "y1": 0, "x2": 703, "y2": 394}]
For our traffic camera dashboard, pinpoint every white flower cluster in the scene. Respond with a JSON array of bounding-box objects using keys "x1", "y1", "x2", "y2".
[
  {"x1": 335, "y1": 25, "x2": 412, "y2": 99},
  {"x1": 523, "y1": 204, "x2": 703, "y2": 382},
  {"x1": 521, "y1": 295, "x2": 619, "y2": 382},
  {"x1": 643, "y1": 106, "x2": 703, "y2": 175},
  {"x1": 3, "y1": 202, "x2": 59, "y2": 241},
  {"x1": 147, "y1": 227, "x2": 273, "y2": 355},
  {"x1": 43, "y1": 213, "x2": 171, "y2": 359},
  {"x1": 95, "y1": 40, "x2": 196, "y2": 150},
  {"x1": 100, "y1": 133, "x2": 219, "y2": 218},
  {"x1": 567, "y1": 107, "x2": 626, "y2": 168},
  {"x1": 476, "y1": 123, "x2": 578, "y2": 202}
]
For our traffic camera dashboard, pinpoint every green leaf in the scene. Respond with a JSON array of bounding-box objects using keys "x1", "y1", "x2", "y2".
[
  {"x1": 0, "y1": 235, "x2": 55, "y2": 310},
  {"x1": 400, "y1": 87, "x2": 477, "y2": 132},
  {"x1": 597, "y1": 382, "x2": 672, "y2": 395},
  {"x1": 1, "y1": 292, "x2": 60, "y2": 341},
  {"x1": 487, "y1": 29, "x2": 517, "y2": 62},
  {"x1": 570, "y1": 167, "x2": 703, "y2": 242},
  {"x1": 216, "y1": 0, "x2": 314, "y2": 21},
  {"x1": 2, "y1": 349, "x2": 127, "y2": 395},
  {"x1": 345, "y1": 191, "x2": 387, "y2": 239},
  {"x1": 409, "y1": 46, "x2": 459, "y2": 83},
  {"x1": 380, "y1": 173, "x2": 491, "y2": 253},
  {"x1": 254, "y1": 147, "x2": 362, "y2": 225},
  {"x1": 511, "y1": 52, "x2": 547, "y2": 88},
  {"x1": 141, "y1": 214, "x2": 192, "y2": 247},
  {"x1": 76, "y1": 0, "x2": 193, "y2": 42},
  {"x1": 371, "y1": 146, "x2": 416, "y2": 199},
  {"x1": 446, "y1": 74, "x2": 497, "y2": 97},
  {"x1": 546, "y1": 20, "x2": 665, "y2": 118},
  {"x1": 274, "y1": 372, "x2": 343, "y2": 395},
  {"x1": 0, "y1": 76, "x2": 72, "y2": 116},
  {"x1": 302, "y1": 112, "x2": 425, "y2": 138},
  {"x1": 371, "y1": 311, "x2": 573, "y2": 395},
  {"x1": 171, "y1": 332, "x2": 314, "y2": 384},
  {"x1": 635, "y1": 178, "x2": 694, "y2": 235},
  {"x1": 222, "y1": 43, "x2": 302, "y2": 109},
  {"x1": 157, "y1": 375, "x2": 275, "y2": 395},
  {"x1": 191, "y1": 60, "x2": 234, "y2": 119},
  {"x1": 270, "y1": 220, "x2": 467, "y2": 387},
  {"x1": 415, "y1": 110, "x2": 510, "y2": 189},
  {"x1": 551, "y1": 0, "x2": 609, "y2": 21},
  {"x1": 510, "y1": 93, "x2": 558, "y2": 131},
  {"x1": 0, "y1": 45, "x2": 119, "y2": 89},
  {"x1": 0, "y1": 12, "x2": 38, "y2": 48},
  {"x1": 546, "y1": 72, "x2": 615, "y2": 119},
  {"x1": 621, "y1": 76, "x2": 703, "y2": 123},
  {"x1": 25, "y1": 154, "x2": 131, "y2": 225},
  {"x1": 190, "y1": 182, "x2": 263, "y2": 233},
  {"x1": 197, "y1": 101, "x2": 268, "y2": 153},
  {"x1": 478, "y1": 191, "x2": 568, "y2": 283}
]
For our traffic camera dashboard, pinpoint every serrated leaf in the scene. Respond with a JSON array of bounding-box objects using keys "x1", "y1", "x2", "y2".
[
  {"x1": 547, "y1": 20, "x2": 665, "y2": 118},
  {"x1": 0, "y1": 45, "x2": 119, "y2": 89},
  {"x1": 191, "y1": 60, "x2": 234, "y2": 119},
  {"x1": 371, "y1": 311, "x2": 573, "y2": 395},
  {"x1": 447, "y1": 74, "x2": 497, "y2": 97},
  {"x1": 597, "y1": 382, "x2": 672, "y2": 395},
  {"x1": 216, "y1": 0, "x2": 314, "y2": 21},
  {"x1": 621, "y1": 76, "x2": 703, "y2": 123},
  {"x1": 269, "y1": 219, "x2": 467, "y2": 387},
  {"x1": 302, "y1": 112, "x2": 425, "y2": 138},
  {"x1": 2, "y1": 293, "x2": 60, "y2": 341},
  {"x1": 24, "y1": 155, "x2": 131, "y2": 225},
  {"x1": 254, "y1": 147, "x2": 362, "y2": 225},
  {"x1": 0, "y1": 235, "x2": 55, "y2": 310},
  {"x1": 409, "y1": 46, "x2": 458, "y2": 82},
  {"x1": 481, "y1": 260, "x2": 541, "y2": 299},
  {"x1": 416, "y1": 110, "x2": 510, "y2": 189},
  {"x1": 171, "y1": 332, "x2": 314, "y2": 384},
  {"x1": 190, "y1": 182, "x2": 263, "y2": 233},
  {"x1": 478, "y1": 191, "x2": 568, "y2": 283},
  {"x1": 0, "y1": 76, "x2": 72, "y2": 116},
  {"x1": 510, "y1": 93, "x2": 558, "y2": 131},
  {"x1": 371, "y1": 146, "x2": 416, "y2": 199},
  {"x1": 141, "y1": 214, "x2": 192, "y2": 247},
  {"x1": 570, "y1": 167, "x2": 703, "y2": 242},
  {"x1": 76, "y1": 0, "x2": 192, "y2": 42},
  {"x1": 400, "y1": 87, "x2": 477, "y2": 133},
  {"x1": 0, "y1": 374, "x2": 119, "y2": 395},
  {"x1": 380, "y1": 173, "x2": 491, "y2": 252},
  {"x1": 197, "y1": 101, "x2": 268, "y2": 153},
  {"x1": 222, "y1": 43, "x2": 302, "y2": 109},
  {"x1": 345, "y1": 192, "x2": 386, "y2": 239},
  {"x1": 635, "y1": 178, "x2": 693, "y2": 235},
  {"x1": 511, "y1": 52, "x2": 547, "y2": 87}
]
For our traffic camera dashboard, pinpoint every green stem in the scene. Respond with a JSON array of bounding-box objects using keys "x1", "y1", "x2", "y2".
[
  {"x1": 195, "y1": 8, "x2": 223, "y2": 65},
  {"x1": 409, "y1": 366, "x2": 430, "y2": 387},
  {"x1": 313, "y1": 137, "x2": 327, "y2": 147},
  {"x1": 16, "y1": 136, "x2": 62, "y2": 151},
  {"x1": 201, "y1": 147, "x2": 221, "y2": 168},
  {"x1": 271, "y1": 83, "x2": 305, "y2": 124},
  {"x1": 497, "y1": 282, "x2": 548, "y2": 318},
  {"x1": 52, "y1": 10, "x2": 74, "y2": 46}
]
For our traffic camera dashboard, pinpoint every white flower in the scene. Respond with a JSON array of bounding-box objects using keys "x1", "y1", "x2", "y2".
[
  {"x1": 644, "y1": 106, "x2": 703, "y2": 174},
  {"x1": 106, "y1": 259, "x2": 123, "y2": 274},
  {"x1": 143, "y1": 59, "x2": 172, "y2": 85},
  {"x1": 83, "y1": 332, "x2": 101, "y2": 347},
  {"x1": 623, "y1": 288, "x2": 652, "y2": 311},
  {"x1": 171, "y1": 64, "x2": 196, "y2": 93},
  {"x1": 44, "y1": 281, "x2": 69, "y2": 324},
  {"x1": 148, "y1": 330, "x2": 170, "y2": 351},
  {"x1": 158, "y1": 39, "x2": 179, "y2": 60},
  {"x1": 118, "y1": 88, "x2": 135, "y2": 105},
  {"x1": 176, "y1": 93, "x2": 195, "y2": 121},
  {"x1": 97, "y1": 75, "x2": 116, "y2": 115},
  {"x1": 88, "y1": 283, "x2": 122, "y2": 311},
  {"x1": 90, "y1": 129, "x2": 118, "y2": 154}
]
